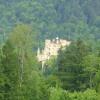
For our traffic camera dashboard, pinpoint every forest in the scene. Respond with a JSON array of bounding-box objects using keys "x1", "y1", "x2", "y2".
[{"x1": 0, "y1": 0, "x2": 100, "y2": 100}]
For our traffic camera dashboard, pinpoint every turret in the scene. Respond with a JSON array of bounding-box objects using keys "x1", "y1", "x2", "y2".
[
  {"x1": 56, "y1": 36, "x2": 59, "y2": 44},
  {"x1": 37, "y1": 47, "x2": 40, "y2": 58}
]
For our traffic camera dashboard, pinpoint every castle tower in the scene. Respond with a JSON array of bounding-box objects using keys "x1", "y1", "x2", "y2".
[
  {"x1": 56, "y1": 36, "x2": 59, "y2": 44},
  {"x1": 37, "y1": 47, "x2": 40, "y2": 58}
]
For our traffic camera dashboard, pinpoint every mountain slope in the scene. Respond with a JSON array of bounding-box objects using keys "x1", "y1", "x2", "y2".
[{"x1": 0, "y1": 0, "x2": 100, "y2": 41}]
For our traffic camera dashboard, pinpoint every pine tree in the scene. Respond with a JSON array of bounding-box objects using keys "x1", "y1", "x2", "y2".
[{"x1": 56, "y1": 40, "x2": 91, "y2": 91}]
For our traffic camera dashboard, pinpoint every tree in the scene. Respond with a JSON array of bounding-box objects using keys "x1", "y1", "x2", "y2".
[
  {"x1": 56, "y1": 40, "x2": 91, "y2": 91},
  {"x1": 5, "y1": 24, "x2": 48, "y2": 100},
  {"x1": 0, "y1": 40, "x2": 19, "y2": 100},
  {"x1": 9, "y1": 24, "x2": 36, "y2": 88},
  {"x1": 94, "y1": 70, "x2": 100, "y2": 92},
  {"x1": 83, "y1": 54, "x2": 100, "y2": 89},
  {"x1": 49, "y1": 87, "x2": 68, "y2": 100}
]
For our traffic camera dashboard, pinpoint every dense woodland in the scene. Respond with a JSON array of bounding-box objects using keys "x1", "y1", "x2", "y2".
[{"x1": 0, "y1": 0, "x2": 100, "y2": 100}]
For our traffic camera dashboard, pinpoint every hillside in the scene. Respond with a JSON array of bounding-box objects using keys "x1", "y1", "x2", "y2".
[
  {"x1": 0, "y1": 1, "x2": 100, "y2": 100},
  {"x1": 0, "y1": 0, "x2": 100, "y2": 41}
]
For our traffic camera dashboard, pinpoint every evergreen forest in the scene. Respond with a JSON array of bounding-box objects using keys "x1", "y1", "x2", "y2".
[{"x1": 0, "y1": 0, "x2": 100, "y2": 100}]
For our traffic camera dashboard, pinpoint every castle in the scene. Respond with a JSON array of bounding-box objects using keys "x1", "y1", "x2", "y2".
[{"x1": 37, "y1": 37, "x2": 71, "y2": 71}]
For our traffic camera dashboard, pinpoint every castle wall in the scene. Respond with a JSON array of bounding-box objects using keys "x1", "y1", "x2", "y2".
[{"x1": 37, "y1": 38, "x2": 71, "y2": 62}]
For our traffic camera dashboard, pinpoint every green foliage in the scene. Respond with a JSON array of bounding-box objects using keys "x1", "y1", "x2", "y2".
[
  {"x1": 68, "y1": 89, "x2": 99, "y2": 100},
  {"x1": 46, "y1": 75, "x2": 61, "y2": 88},
  {"x1": 94, "y1": 70, "x2": 100, "y2": 92},
  {"x1": 0, "y1": 40, "x2": 19, "y2": 100},
  {"x1": 0, "y1": 0, "x2": 100, "y2": 99},
  {"x1": 44, "y1": 57, "x2": 57, "y2": 75},
  {"x1": 0, "y1": 0, "x2": 100, "y2": 42},
  {"x1": 0, "y1": 30, "x2": 100, "y2": 99},
  {"x1": 49, "y1": 87, "x2": 99, "y2": 100},
  {"x1": 56, "y1": 40, "x2": 91, "y2": 91},
  {"x1": 83, "y1": 54, "x2": 100, "y2": 89},
  {"x1": 49, "y1": 87, "x2": 65, "y2": 100},
  {"x1": 0, "y1": 25, "x2": 48, "y2": 100}
]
